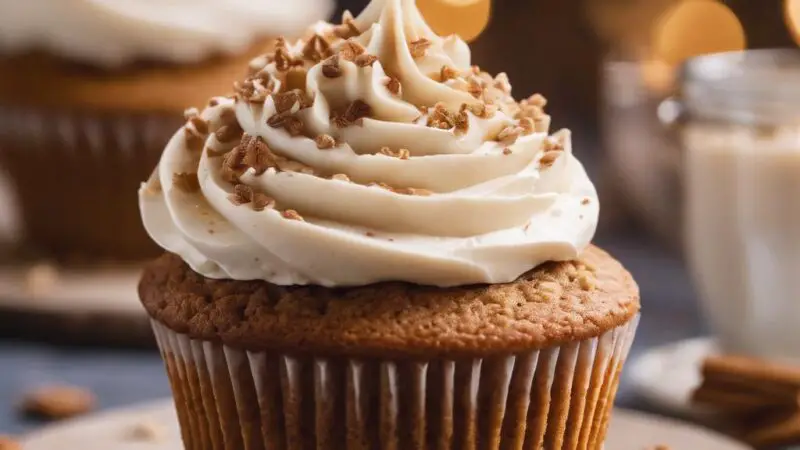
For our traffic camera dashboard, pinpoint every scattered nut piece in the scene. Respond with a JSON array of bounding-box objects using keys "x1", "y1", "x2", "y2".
[
  {"x1": 355, "y1": 53, "x2": 379, "y2": 67},
  {"x1": 502, "y1": 148, "x2": 513, "y2": 155},
  {"x1": 302, "y1": 34, "x2": 332, "y2": 63},
  {"x1": 581, "y1": 198, "x2": 591, "y2": 205},
  {"x1": 466, "y1": 78, "x2": 484, "y2": 99},
  {"x1": 519, "y1": 117, "x2": 536, "y2": 135},
  {"x1": 539, "y1": 151, "x2": 561, "y2": 168},
  {"x1": 282, "y1": 210, "x2": 304, "y2": 221},
  {"x1": 333, "y1": 11, "x2": 360, "y2": 39},
  {"x1": 384, "y1": 76, "x2": 401, "y2": 96},
  {"x1": 339, "y1": 39, "x2": 366, "y2": 61},
  {"x1": 207, "y1": 98, "x2": 219, "y2": 107},
  {"x1": 454, "y1": 110, "x2": 469, "y2": 135},
  {"x1": 126, "y1": 420, "x2": 166, "y2": 442},
  {"x1": 343, "y1": 100, "x2": 372, "y2": 125},
  {"x1": 267, "y1": 113, "x2": 304, "y2": 136},
  {"x1": 440, "y1": 65, "x2": 459, "y2": 82},
  {"x1": 215, "y1": 123, "x2": 244, "y2": 143},
  {"x1": 251, "y1": 193, "x2": 276, "y2": 212},
  {"x1": 408, "y1": 38, "x2": 432, "y2": 59},
  {"x1": 172, "y1": 172, "x2": 200, "y2": 193},
  {"x1": 315, "y1": 134, "x2": 336, "y2": 149},
  {"x1": 497, "y1": 126, "x2": 523, "y2": 145},
  {"x1": 321, "y1": 55, "x2": 342, "y2": 78},
  {"x1": 20, "y1": 385, "x2": 96, "y2": 420},
  {"x1": 229, "y1": 184, "x2": 254, "y2": 206},
  {"x1": 273, "y1": 89, "x2": 308, "y2": 114},
  {"x1": 427, "y1": 103, "x2": 455, "y2": 130}
]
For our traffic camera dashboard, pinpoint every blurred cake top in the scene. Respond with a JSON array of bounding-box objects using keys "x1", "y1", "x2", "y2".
[
  {"x1": 0, "y1": 0, "x2": 333, "y2": 67},
  {"x1": 139, "y1": 0, "x2": 600, "y2": 287}
]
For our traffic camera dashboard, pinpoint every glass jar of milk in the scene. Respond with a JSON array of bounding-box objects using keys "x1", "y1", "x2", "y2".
[{"x1": 678, "y1": 50, "x2": 800, "y2": 364}]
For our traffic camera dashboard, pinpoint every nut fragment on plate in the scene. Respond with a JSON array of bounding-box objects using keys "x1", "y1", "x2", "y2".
[
  {"x1": 0, "y1": 436, "x2": 20, "y2": 450},
  {"x1": 126, "y1": 420, "x2": 166, "y2": 442},
  {"x1": 20, "y1": 385, "x2": 96, "y2": 420}
]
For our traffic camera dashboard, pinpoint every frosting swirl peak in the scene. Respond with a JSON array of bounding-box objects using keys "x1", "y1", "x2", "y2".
[{"x1": 139, "y1": 0, "x2": 599, "y2": 287}]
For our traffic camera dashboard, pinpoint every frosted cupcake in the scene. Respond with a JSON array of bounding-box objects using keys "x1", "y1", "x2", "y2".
[
  {"x1": 0, "y1": 0, "x2": 332, "y2": 261},
  {"x1": 138, "y1": 0, "x2": 640, "y2": 448}
]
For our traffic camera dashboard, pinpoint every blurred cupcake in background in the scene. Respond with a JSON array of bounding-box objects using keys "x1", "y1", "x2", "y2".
[{"x1": 0, "y1": 0, "x2": 333, "y2": 262}]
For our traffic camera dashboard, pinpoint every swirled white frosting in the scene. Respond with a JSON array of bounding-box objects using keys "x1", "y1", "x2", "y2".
[
  {"x1": 0, "y1": 0, "x2": 333, "y2": 66},
  {"x1": 139, "y1": 0, "x2": 599, "y2": 287}
]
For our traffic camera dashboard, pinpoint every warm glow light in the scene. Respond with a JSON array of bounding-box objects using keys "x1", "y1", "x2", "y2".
[
  {"x1": 654, "y1": 0, "x2": 745, "y2": 65},
  {"x1": 585, "y1": 0, "x2": 682, "y2": 48},
  {"x1": 639, "y1": 58, "x2": 677, "y2": 94},
  {"x1": 417, "y1": 0, "x2": 491, "y2": 43},
  {"x1": 784, "y1": 0, "x2": 800, "y2": 45}
]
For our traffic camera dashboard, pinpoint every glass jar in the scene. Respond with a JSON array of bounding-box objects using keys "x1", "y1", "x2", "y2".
[{"x1": 679, "y1": 49, "x2": 800, "y2": 363}]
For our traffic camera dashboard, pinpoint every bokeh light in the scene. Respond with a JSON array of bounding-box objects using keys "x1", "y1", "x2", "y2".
[
  {"x1": 784, "y1": 0, "x2": 800, "y2": 45},
  {"x1": 653, "y1": 0, "x2": 745, "y2": 66},
  {"x1": 417, "y1": 0, "x2": 491, "y2": 43},
  {"x1": 639, "y1": 57, "x2": 676, "y2": 94}
]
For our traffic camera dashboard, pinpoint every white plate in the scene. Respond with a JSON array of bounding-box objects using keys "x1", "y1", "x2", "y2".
[
  {"x1": 629, "y1": 337, "x2": 718, "y2": 418},
  {"x1": 22, "y1": 398, "x2": 747, "y2": 450}
]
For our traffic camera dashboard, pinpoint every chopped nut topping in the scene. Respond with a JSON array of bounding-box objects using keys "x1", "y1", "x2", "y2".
[
  {"x1": 215, "y1": 123, "x2": 244, "y2": 143},
  {"x1": 267, "y1": 113, "x2": 304, "y2": 136},
  {"x1": 273, "y1": 37, "x2": 301, "y2": 72},
  {"x1": 466, "y1": 78, "x2": 484, "y2": 99},
  {"x1": 527, "y1": 93, "x2": 547, "y2": 107},
  {"x1": 302, "y1": 34, "x2": 332, "y2": 63},
  {"x1": 322, "y1": 55, "x2": 342, "y2": 78},
  {"x1": 273, "y1": 89, "x2": 309, "y2": 114},
  {"x1": 454, "y1": 110, "x2": 469, "y2": 135},
  {"x1": 331, "y1": 173, "x2": 350, "y2": 182},
  {"x1": 542, "y1": 136, "x2": 565, "y2": 152},
  {"x1": 282, "y1": 209, "x2": 305, "y2": 221},
  {"x1": 339, "y1": 39, "x2": 366, "y2": 61},
  {"x1": 497, "y1": 126, "x2": 523, "y2": 145},
  {"x1": 502, "y1": 148, "x2": 512, "y2": 155},
  {"x1": 221, "y1": 137, "x2": 249, "y2": 183},
  {"x1": 384, "y1": 76, "x2": 401, "y2": 95},
  {"x1": 494, "y1": 73, "x2": 511, "y2": 94},
  {"x1": 234, "y1": 79, "x2": 269, "y2": 104},
  {"x1": 408, "y1": 38, "x2": 432, "y2": 59},
  {"x1": 333, "y1": 11, "x2": 360, "y2": 39},
  {"x1": 539, "y1": 150, "x2": 561, "y2": 168},
  {"x1": 315, "y1": 134, "x2": 337, "y2": 149},
  {"x1": 355, "y1": 53, "x2": 379, "y2": 67},
  {"x1": 208, "y1": 98, "x2": 219, "y2": 107},
  {"x1": 242, "y1": 138, "x2": 272, "y2": 175},
  {"x1": 440, "y1": 65, "x2": 459, "y2": 82},
  {"x1": 519, "y1": 117, "x2": 536, "y2": 135},
  {"x1": 20, "y1": 385, "x2": 95, "y2": 420},
  {"x1": 379, "y1": 147, "x2": 410, "y2": 160},
  {"x1": 581, "y1": 198, "x2": 591, "y2": 205},
  {"x1": 462, "y1": 102, "x2": 497, "y2": 119},
  {"x1": 333, "y1": 100, "x2": 372, "y2": 127},
  {"x1": 229, "y1": 184, "x2": 254, "y2": 205},
  {"x1": 427, "y1": 102, "x2": 455, "y2": 130},
  {"x1": 173, "y1": 172, "x2": 200, "y2": 193},
  {"x1": 252, "y1": 193, "x2": 276, "y2": 211}
]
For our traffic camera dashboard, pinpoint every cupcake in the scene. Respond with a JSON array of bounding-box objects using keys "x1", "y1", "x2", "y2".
[
  {"x1": 138, "y1": 0, "x2": 641, "y2": 448},
  {"x1": 0, "y1": 0, "x2": 332, "y2": 261}
]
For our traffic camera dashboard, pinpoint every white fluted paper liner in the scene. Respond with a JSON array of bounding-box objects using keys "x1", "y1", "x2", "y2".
[
  {"x1": 151, "y1": 315, "x2": 639, "y2": 450},
  {"x1": 0, "y1": 105, "x2": 179, "y2": 258}
]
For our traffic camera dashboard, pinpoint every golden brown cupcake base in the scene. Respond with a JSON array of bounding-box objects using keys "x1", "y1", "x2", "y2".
[{"x1": 141, "y1": 246, "x2": 639, "y2": 449}]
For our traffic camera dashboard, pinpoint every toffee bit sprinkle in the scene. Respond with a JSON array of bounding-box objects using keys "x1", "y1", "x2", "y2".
[
  {"x1": 463, "y1": 102, "x2": 497, "y2": 119},
  {"x1": 229, "y1": 184, "x2": 254, "y2": 205},
  {"x1": 215, "y1": 123, "x2": 244, "y2": 143},
  {"x1": 273, "y1": 89, "x2": 306, "y2": 114},
  {"x1": 172, "y1": 172, "x2": 200, "y2": 193},
  {"x1": 454, "y1": 110, "x2": 469, "y2": 135},
  {"x1": 344, "y1": 99, "x2": 372, "y2": 124},
  {"x1": 322, "y1": 55, "x2": 343, "y2": 78},
  {"x1": 540, "y1": 151, "x2": 561, "y2": 168},
  {"x1": 282, "y1": 209, "x2": 304, "y2": 221},
  {"x1": 333, "y1": 11, "x2": 360, "y2": 39},
  {"x1": 440, "y1": 65, "x2": 459, "y2": 82},
  {"x1": 267, "y1": 113, "x2": 304, "y2": 136},
  {"x1": 502, "y1": 148, "x2": 512, "y2": 155},
  {"x1": 519, "y1": 117, "x2": 536, "y2": 135},
  {"x1": 252, "y1": 193, "x2": 276, "y2": 211},
  {"x1": 302, "y1": 34, "x2": 332, "y2": 63},
  {"x1": 331, "y1": 173, "x2": 350, "y2": 181},
  {"x1": 408, "y1": 38, "x2": 432, "y2": 59},
  {"x1": 183, "y1": 107, "x2": 200, "y2": 120},
  {"x1": 315, "y1": 134, "x2": 336, "y2": 149},
  {"x1": 384, "y1": 76, "x2": 401, "y2": 96},
  {"x1": 242, "y1": 137, "x2": 272, "y2": 175},
  {"x1": 428, "y1": 102, "x2": 455, "y2": 130},
  {"x1": 497, "y1": 126, "x2": 523, "y2": 145},
  {"x1": 542, "y1": 136, "x2": 564, "y2": 151},
  {"x1": 339, "y1": 39, "x2": 366, "y2": 61},
  {"x1": 355, "y1": 53, "x2": 378, "y2": 67}
]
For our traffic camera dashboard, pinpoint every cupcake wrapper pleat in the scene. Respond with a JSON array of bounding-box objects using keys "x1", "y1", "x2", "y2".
[
  {"x1": 0, "y1": 105, "x2": 179, "y2": 259},
  {"x1": 151, "y1": 316, "x2": 638, "y2": 450}
]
